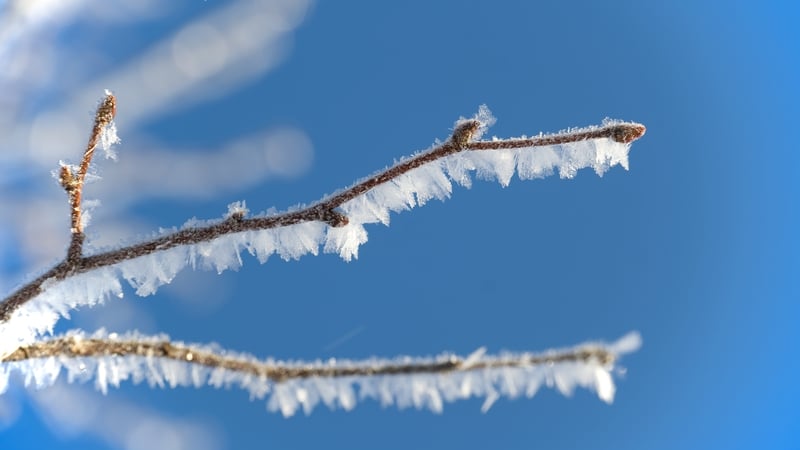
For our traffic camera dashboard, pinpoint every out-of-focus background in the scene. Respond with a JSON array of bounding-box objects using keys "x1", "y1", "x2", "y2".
[{"x1": 1, "y1": 1, "x2": 798, "y2": 449}]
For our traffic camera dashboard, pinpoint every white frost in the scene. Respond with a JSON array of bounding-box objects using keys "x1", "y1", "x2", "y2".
[
  {"x1": 99, "y1": 121, "x2": 120, "y2": 161},
  {"x1": 0, "y1": 109, "x2": 637, "y2": 358},
  {"x1": 0, "y1": 269, "x2": 123, "y2": 358},
  {"x1": 0, "y1": 330, "x2": 640, "y2": 416},
  {"x1": 100, "y1": 89, "x2": 120, "y2": 160}
]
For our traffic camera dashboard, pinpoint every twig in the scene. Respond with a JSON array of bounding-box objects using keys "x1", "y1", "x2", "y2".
[
  {"x1": 58, "y1": 92, "x2": 117, "y2": 264},
  {"x1": 0, "y1": 334, "x2": 616, "y2": 382},
  {"x1": 0, "y1": 111, "x2": 645, "y2": 322}
]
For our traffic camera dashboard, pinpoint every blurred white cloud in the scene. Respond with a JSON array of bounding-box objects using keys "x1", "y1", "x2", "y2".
[
  {"x1": 31, "y1": 384, "x2": 224, "y2": 450},
  {"x1": 0, "y1": 0, "x2": 315, "y2": 289}
]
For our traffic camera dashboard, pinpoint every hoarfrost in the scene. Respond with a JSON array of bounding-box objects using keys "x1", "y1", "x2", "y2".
[
  {"x1": 0, "y1": 269, "x2": 123, "y2": 358},
  {"x1": 0, "y1": 110, "x2": 636, "y2": 358},
  {"x1": 225, "y1": 200, "x2": 249, "y2": 219},
  {"x1": 99, "y1": 89, "x2": 121, "y2": 160},
  {"x1": 119, "y1": 247, "x2": 188, "y2": 296},
  {"x1": 0, "y1": 330, "x2": 640, "y2": 416},
  {"x1": 99, "y1": 121, "x2": 120, "y2": 161}
]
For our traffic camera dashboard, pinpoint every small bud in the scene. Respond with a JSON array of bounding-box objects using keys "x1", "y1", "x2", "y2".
[
  {"x1": 609, "y1": 123, "x2": 646, "y2": 144},
  {"x1": 226, "y1": 201, "x2": 249, "y2": 221},
  {"x1": 451, "y1": 120, "x2": 480, "y2": 149},
  {"x1": 59, "y1": 165, "x2": 75, "y2": 191},
  {"x1": 96, "y1": 91, "x2": 117, "y2": 128}
]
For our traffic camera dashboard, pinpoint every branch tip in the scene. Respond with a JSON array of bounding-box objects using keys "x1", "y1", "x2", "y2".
[
  {"x1": 66, "y1": 233, "x2": 85, "y2": 265},
  {"x1": 96, "y1": 92, "x2": 117, "y2": 128},
  {"x1": 610, "y1": 123, "x2": 646, "y2": 144}
]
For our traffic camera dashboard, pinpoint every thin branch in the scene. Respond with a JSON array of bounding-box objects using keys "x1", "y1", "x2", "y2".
[
  {"x1": 0, "y1": 115, "x2": 645, "y2": 323},
  {"x1": 1, "y1": 334, "x2": 617, "y2": 382},
  {"x1": 59, "y1": 92, "x2": 117, "y2": 264}
]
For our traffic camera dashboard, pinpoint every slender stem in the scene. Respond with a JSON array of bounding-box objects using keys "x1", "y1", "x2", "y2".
[
  {"x1": 0, "y1": 118, "x2": 645, "y2": 322},
  {"x1": 62, "y1": 92, "x2": 117, "y2": 263},
  {"x1": 1, "y1": 335, "x2": 615, "y2": 382}
]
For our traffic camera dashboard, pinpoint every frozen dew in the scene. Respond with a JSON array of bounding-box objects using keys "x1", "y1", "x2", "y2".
[
  {"x1": 99, "y1": 121, "x2": 120, "y2": 160},
  {"x1": 274, "y1": 221, "x2": 325, "y2": 261},
  {"x1": 119, "y1": 246, "x2": 188, "y2": 296},
  {"x1": 443, "y1": 152, "x2": 477, "y2": 188},
  {"x1": 0, "y1": 269, "x2": 123, "y2": 359},
  {"x1": 225, "y1": 200, "x2": 249, "y2": 219},
  {"x1": 323, "y1": 223, "x2": 368, "y2": 261},
  {"x1": 0, "y1": 331, "x2": 640, "y2": 417},
  {"x1": 468, "y1": 148, "x2": 517, "y2": 186},
  {"x1": 516, "y1": 144, "x2": 562, "y2": 180},
  {"x1": 191, "y1": 233, "x2": 246, "y2": 274},
  {"x1": 99, "y1": 90, "x2": 121, "y2": 160},
  {"x1": 244, "y1": 229, "x2": 278, "y2": 264}
]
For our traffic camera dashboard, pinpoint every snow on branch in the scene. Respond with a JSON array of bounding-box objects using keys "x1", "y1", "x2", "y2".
[{"x1": 0, "y1": 330, "x2": 642, "y2": 417}]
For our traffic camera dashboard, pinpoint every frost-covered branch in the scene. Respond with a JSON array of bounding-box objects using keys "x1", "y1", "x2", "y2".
[
  {"x1": 57, "y1": 91, "x2": 118, "y2": 264},
  {"x1": 0, "y1": 95, "x2": 646, "y2": 414},
  {"x1": 0, "y1": 330, "x2": 642, "y2": 416},
  {"x1": 0, "y1": 107, "x2": 644, "y2": 327}
]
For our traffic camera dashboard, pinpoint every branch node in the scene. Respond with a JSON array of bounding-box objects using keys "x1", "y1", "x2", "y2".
[
  {"x1": 320, "y1": 209, "x2": 349, "y2": 227},
  {"x1": 58, "y1": 165, "x2": 76, "y2": 192},
  {"x1": 451, "y1": 120, "x2": 481, "y2": 149},
  {"x1": 610, "y1": 123, "x2": 646, "y2": 144},
  {"x1": 66, "y1": 233, "x2": 85, "y2": 265}
]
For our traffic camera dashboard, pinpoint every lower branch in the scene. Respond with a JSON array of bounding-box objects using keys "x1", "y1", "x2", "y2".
[{"x1": 0, "y1": 330, "x2": 641, "y2": 416}]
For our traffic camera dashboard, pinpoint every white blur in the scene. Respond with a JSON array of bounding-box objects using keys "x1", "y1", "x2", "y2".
[{"x1": 31, "y1": 383, "x2": 223, "y2": 450}]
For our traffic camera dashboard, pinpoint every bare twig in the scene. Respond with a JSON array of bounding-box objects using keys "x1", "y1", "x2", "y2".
[
  {"x1": 1, "y1": 334, "x2": 616, "y2": 382},
  {"x1": 0, "y1": 108, "x2": 645, "y2": 323}
]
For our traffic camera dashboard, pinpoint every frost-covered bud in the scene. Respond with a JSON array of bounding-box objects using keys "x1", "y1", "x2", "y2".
[
  {"x1": 226, "y1": 200, "x2": 249, "y2": 220},
  {"x1": 451, "y1": 119, "x2": 480, "y2": 149}
]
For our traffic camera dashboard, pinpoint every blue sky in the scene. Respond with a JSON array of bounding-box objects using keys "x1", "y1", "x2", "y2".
[{"x1": 1, "y1": 1, "x2": 798, "y2": 449}]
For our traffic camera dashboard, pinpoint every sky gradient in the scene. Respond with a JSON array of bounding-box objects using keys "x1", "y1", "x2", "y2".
[{"x1": 1, "y1": 1, "x2": 798, "y2": 449}]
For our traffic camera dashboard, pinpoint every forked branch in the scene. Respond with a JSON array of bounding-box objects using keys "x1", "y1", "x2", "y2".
[
  {"x1": 58, "y1": 92, "x2": 117, "y2": 264},
  {"x1": 0, "y1": 96, "x2": 646, "y2": 414},
  {"x1": 0, "y1": 100, "x2": 645, "y2": 325}
]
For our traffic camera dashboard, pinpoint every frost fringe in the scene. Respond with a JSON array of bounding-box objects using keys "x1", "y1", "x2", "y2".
[
  {"x1": 0, "y1": 93, "x2": 646, "y2": 413},
  {"x1": 1, "y1": 330, "x2": 642, "y2": 416}
]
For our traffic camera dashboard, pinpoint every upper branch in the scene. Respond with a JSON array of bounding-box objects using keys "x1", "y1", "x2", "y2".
[{"x1": 0, "y1": 116, "x2": 645, "y2": 323}]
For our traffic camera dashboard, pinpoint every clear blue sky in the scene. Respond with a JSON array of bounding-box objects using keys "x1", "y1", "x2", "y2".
[{"x1": 1, "y1": 1, "x2": 798, "y2": 449}]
